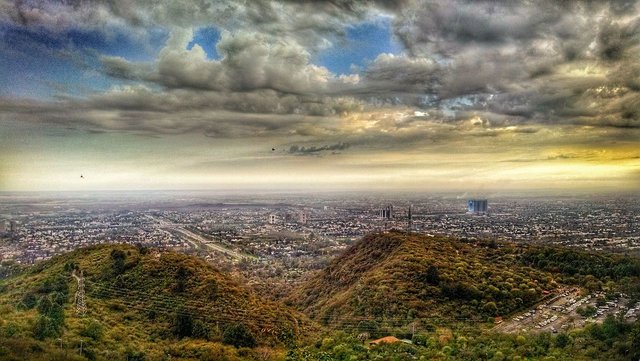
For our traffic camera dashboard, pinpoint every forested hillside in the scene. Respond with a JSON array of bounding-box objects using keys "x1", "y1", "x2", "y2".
[
  {"x1": 0, "y1": 244, "x2": 311, "y2": 360},
  {"x1": 289, "y1": 231, "x2": 561, "y2": 329}
]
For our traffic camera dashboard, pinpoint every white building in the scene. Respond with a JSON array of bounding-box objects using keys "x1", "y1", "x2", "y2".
[{"x1": 268, "y1": 214, "x2": 277, "y2": 224}]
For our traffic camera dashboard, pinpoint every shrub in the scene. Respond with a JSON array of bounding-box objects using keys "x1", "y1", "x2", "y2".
[
  {"x1": 3, "y1": 322, "x2": 19, "y2": 338},
  {"x1": 412, "y1": 333, "x2": 428, "y2": 346},
  {"x1": 20, "y1": 292, "x2": 37, "y2": 309},
  {"x1": 32, "y1": 315, "x2": 60, "y2": 340},
  {"x1": 555, "y1": 333, "x2": 569, "y2": 348},
  {"x1": 80, "y1": 319, "x2": 103, "y2": 341},
  {"x1": 223, "y1": 323, "x2": 256, "y2": 348},
  {"x1": 192, "y1": 319, "x2": 211, "y2": 340}
]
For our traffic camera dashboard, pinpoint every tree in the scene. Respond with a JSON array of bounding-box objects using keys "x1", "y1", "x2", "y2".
[
  {"x1": 425, "y1": 265, "x2": 440, "y2": 286},
  {"x1": 32, "y1": 315, "x2": 59, "y2": 340},
  {"x1": 482, "y1": 302, "x2": 498, "y2": 316},
  {"x1": 36, "y1": 293, "x2": 64, "y2": 331},
  {"x1": 555, "y1": 333, "x2": 569, "y2": 348},
  {"x1": 223, "y1": 323, "x2": 256, "y2": 348},
  {"x1": 203, "y1": 277, "x2": 218, "y2": 299},
  {"x1": 577, "y1": 305, "x2": 597, "y2": 318},
  {"x1": 135, "y1": 243, "x2": 149, "y2": 255},
  {"x1": 174, "y1": 265, "x2": 190, "y2": 293},
  {"x1": 110, "y1": 249, "x2": 126, "y2": 275},
  {"x1": 630, "y1": 322, "x2": 640, "y2": 360},
  {"x1": 357, "y1": 320, "x2": 379, "y2": 338},
  {"x1": 172, "y1": 311, "x2": 193, "y2": 338}
]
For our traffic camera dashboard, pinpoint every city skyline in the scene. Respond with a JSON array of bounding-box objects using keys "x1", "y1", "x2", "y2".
[{"x1": 1, "y1": 1, "x2": 639, "y2": 192}]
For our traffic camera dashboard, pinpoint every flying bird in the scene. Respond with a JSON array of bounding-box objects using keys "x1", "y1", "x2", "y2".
[
  {"x1": 272, "y1": 148, "x2": 276, "y2": 151},
  {"x1": 80, "y1": 175, "x2": 84, "y2": 179}
]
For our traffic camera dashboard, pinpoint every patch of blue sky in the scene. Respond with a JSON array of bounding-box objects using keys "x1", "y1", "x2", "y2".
[
  {"x1": 0, "y1": 24, "x2": 142, "y2": 99},
  {"x1": 67, "y1": 26, "x2": 168, "y2": 61},
  {"x1": 187, "y1": 26, "x2": 221, "y2": 59},
  {"x1": 1, "y1": 24, "x2": 168, "y2": 61},
  {"x1": 1, "y1": 49, "x2": 117, "y2": 100},
  {"x1": 314, "y1": 17, "x2": 403, "y2": 75}
]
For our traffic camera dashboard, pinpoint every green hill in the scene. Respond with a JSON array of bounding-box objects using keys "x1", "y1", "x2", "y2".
[
  {"x1": 0, "y1": 244, "x2": 312, "y2": 361},
  {"x1": 2, "y1": 234, "x2": 640, "y2": 361},
  {"x1": 288, "y1": 231, "x2": 561, "y2": 329},
  {"x1": 284, "y1": 231, "x2": 640, "y2": 360}
]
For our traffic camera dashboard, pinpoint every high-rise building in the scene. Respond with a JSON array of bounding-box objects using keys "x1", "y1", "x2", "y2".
[
  {"x1": 379, "y1": 205, "x2": 393, "y2": 219},
  {"x1": 298, "y1": 211, "x2": 308, "y2": 224},
  {"x1": 268, "y1": 214, "x2": 277, "y2": 224},
  {"x1": 467, "y1": 199, "x2": 488, "y2": 214}
]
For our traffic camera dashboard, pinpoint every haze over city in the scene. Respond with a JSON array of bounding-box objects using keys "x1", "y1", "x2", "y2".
[{"x1": 1, "y1": 0, "x2": 639, "y2": 192}]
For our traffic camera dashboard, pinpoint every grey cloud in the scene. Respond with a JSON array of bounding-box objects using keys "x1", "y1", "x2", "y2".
[
  {"x1": 1, "y1": 0, "x2": 366, "y2": 49},
  {"x1": 101, "y1": 56, "x2": 152, "y2": 81},
  {"x1": 288, "y1": 142, "x2": 350, "y2": 155},
  {"x1": 0, "y1": 86, "x2": 364, "y2": 138},
  {"x1": 363, "y1": 53, "x2": 440, "y2": 92},
  {"x1": 81, "y1": 85, "x2": 364, "y2": 118},
  {"x1": 380, "y1": 0, "x2": 640, "y2": 131},
  {"x1": 392, "y1": 1, "x2": 636, "y2": 58},
  {"x1": 5, "y1": 0, "x2": 640, "y2": 139},
  {"x1": 102, "y1": 29, "x2": 336, "y2": 95},
  {"x1": 597, "y1": 16, "x2": 640, "y2": 61}
]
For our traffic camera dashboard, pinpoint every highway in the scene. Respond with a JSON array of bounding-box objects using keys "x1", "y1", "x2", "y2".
[{"x1": 145, "y1": 214, "x2": 254, "y2": 261}]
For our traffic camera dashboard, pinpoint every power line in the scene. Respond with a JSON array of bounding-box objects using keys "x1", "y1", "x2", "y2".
[{"x1": 74, "y1": 279, "x2": 487, "y2": 338}]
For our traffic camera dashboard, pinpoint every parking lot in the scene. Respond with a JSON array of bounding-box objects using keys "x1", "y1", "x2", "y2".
[{"x1": 495, "y1": 288, "x2": 639, "y2": 334}]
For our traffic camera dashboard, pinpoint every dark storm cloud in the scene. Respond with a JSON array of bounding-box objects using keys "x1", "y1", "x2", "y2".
[{"x1": 597, "y1": 15, "x2": 640, "y2": 61}]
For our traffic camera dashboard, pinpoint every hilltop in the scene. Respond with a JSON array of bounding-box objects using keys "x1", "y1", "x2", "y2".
[
  {"x1": 289, "y1": 230, "x2": 640, "y2": 332},
  {"x1": 0, "y1": 244, "x2": 312, "y2": 361},
  {"x1": 288, "y1": 231, "x2": 563, "y2": 329}
]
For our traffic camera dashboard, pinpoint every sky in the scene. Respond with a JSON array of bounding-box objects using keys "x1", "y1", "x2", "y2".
[{"x1": 0, "y1": 0, "x2": 639, "y2": 193}]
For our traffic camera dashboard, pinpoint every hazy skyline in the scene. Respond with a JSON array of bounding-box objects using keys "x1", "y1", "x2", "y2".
[{"x1": 1, "y1": 1, "x2": 639, "y2": 192}]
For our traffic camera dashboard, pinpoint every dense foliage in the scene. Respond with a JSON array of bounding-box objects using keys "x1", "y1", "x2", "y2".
[
  {"x1": 521, "y1": 246, "x2": 640, "y2": 298},
  {"x1": 289, "y1": 232, "x2": 559, "y2": 329},
  {"x1": 1, "y1": 234, "x2": 639, "y2": 360},
  {"x1": 291, "y1": 316, "x2": 640, "y2": 361},
  {"x1": 0, "y1": 244, "x2": 311, "y2": 360}
]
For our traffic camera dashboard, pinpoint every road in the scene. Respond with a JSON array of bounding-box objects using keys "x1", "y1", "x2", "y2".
[{"x1": 145, "y1": 214, "x2": 253, "y2": 261}]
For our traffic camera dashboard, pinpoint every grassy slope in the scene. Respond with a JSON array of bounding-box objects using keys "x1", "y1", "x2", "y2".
[
  {"x1": 0, "y1": 244, "x2": 313, "y2": 361},
  {"x1": 289, "y1": 231, "x2": 559, "y2": 328}
]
